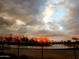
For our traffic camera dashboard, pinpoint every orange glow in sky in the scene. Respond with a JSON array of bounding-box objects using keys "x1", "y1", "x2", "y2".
[{"x1": 33, "y1": 37, "x2": 49, "y2": 43}]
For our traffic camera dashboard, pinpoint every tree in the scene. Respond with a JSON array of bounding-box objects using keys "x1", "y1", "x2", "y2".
[
  {"x1": 72, "y1": 37, "x2": 78, "y2": 42},
  {"x1": 5, "y1": 33, "x2": 13, "y2": 43}
]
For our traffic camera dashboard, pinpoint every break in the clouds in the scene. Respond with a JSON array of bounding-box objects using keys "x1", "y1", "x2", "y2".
[{"x1": 0, "y1": 0, "x2": 79, "y2": 36}]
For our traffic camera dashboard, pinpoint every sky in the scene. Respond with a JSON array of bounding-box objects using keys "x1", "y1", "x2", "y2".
[{"x1": 0, "y1": 0, "x2": 79, "y2": 37}]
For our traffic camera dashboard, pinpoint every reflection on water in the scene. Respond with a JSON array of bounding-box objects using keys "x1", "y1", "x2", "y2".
[
  {"x1": 30, "y1": 44, "x2": 74, "y2": 49},
  {"x1": 8, "y1": 44, "x2": 74, "y2": 49}
]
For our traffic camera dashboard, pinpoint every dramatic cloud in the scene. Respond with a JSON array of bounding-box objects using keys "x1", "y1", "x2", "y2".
[{"x1": 0, "y1": 0, "x2": 79, "y2": 37}]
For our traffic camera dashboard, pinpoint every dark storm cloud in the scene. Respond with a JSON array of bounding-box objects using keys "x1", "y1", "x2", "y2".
[
  {"x1": 0, "y1": 0, "x2": 46, "y2": 34},
  {"x1": 0, "y1": 0, "x2": 46, "y2": 30},
  {"x1": 0, "y1": 0, "x2": 47, "y2": 16}
]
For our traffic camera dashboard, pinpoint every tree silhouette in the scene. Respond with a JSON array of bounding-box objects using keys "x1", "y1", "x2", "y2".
[
  {"x1": 5, "y1": 33, "x2": 14, "y2": 43},
  {"x1": 72, "y1": 37, "x2": 78, "y2": 42}
]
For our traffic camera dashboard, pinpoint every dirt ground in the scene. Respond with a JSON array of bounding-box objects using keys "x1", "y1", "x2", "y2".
[{"x1": 0, "y1": 48, "x2": 79, "y2": 59}]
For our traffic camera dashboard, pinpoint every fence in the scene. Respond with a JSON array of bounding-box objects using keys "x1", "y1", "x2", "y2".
[{"x1": 0, "y1": 42, "x2": 79, "y2": 59}]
